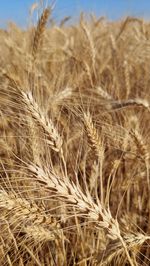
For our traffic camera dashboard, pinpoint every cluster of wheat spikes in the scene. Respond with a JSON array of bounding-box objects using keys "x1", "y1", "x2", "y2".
[{"x1": 0, "y1": 4, "x2": 150, "y2": 266}]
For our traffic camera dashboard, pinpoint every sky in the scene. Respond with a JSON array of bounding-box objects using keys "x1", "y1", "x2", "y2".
[{"x1": 0, "y1": 0, "x2": 150, "y2": 28}]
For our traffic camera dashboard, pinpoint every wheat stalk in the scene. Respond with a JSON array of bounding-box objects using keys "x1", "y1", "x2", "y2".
[{"x1": 29, "y1": 163, "x2": 136, "y2": 265}]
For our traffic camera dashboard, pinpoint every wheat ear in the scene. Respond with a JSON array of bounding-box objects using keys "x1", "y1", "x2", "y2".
[
  {"x1": 29, "y1": 163, "x2": 135, "y2": 265},
  {"x1": 97, "y1": 233, "x2": 150, "y2": 265},
  {"x1": 83, "y1": 112, "x2": 104, "y2": 158},
  {"x1": 83, "y1": 112, "x2": 105, "y2": 204},
  {"x1": 109, "y1": 98, "x2": 149, "y2": 111},
  {"x1": 22, "y1": 91, "x2": 63, "y2": 152},
  {"x1": 0, "y1": 189, "x2": 48, "y2": 225},
  {"x1": 32, "y1": 8, "x2": 50, "y2": 61},
  {"x1": 0, "y1": 190, "x2": 62, "y2": 243},
  {"x1": 130, "y1": 128, "x2": 149, "y2": 187}
]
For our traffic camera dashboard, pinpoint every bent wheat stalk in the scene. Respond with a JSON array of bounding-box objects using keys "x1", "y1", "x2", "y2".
[{"x1": 29, "y1": 163, "x2": 135, "y2": 266}]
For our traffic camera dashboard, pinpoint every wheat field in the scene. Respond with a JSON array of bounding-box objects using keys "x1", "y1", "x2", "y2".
[{"x1": 0, "y1": 5, "x2": 150, "y2": 266}]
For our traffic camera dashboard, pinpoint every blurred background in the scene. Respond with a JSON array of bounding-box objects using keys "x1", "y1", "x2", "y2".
[{"x1": 0, "y1": 0, "x2": 150, "y2": 28}]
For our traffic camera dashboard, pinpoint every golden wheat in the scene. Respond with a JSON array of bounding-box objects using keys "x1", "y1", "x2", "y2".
[{"x1": 0, "y1": 5, "x2": 149, "y2": 266}]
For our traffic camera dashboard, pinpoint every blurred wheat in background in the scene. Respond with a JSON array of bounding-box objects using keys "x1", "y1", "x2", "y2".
[{"x1": 0, "y1": 2, "x2": 150, "y2": 265}]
